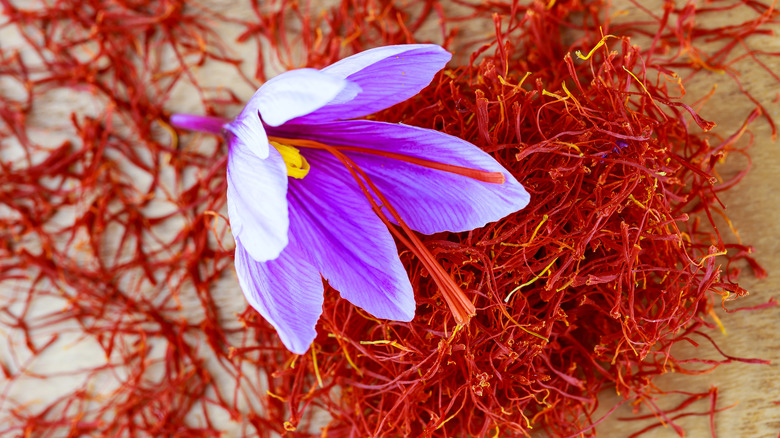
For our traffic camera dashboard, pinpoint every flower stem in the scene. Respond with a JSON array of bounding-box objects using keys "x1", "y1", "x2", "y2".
[{"x1": 170, "y1": 114, "x2": 230, "y2": 135}]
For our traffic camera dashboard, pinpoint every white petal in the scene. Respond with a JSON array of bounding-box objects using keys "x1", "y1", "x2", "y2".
[
  {"x1": 248, "y1": 68, "x2": 348, "y2": 127},
  {"x1": 225, "y1": 117, "x2": 270, "y2": 159},
  {"x1": 226, "y1": 134, "x2": 289, "y2": 262}
]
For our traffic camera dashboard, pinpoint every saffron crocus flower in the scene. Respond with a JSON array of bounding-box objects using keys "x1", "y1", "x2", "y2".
[{"x1": 171, "y1": 44, "x2": 530, "y2": 354}]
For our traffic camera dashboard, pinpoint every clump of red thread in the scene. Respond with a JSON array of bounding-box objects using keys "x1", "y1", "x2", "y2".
[{"x1": 0, "y1": 1, "x2": 776, "y2": 438}]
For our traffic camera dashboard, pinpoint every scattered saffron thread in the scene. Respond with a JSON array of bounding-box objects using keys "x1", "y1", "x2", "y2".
[{"x1": 1, "y1": 1, "x2": 777, "y2": 437}]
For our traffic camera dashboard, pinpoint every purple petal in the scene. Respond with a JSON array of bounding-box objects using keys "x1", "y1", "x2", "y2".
[
  {"x1": 270, "y1": 121, "x2": 530, "y2": 234},
  {"x1": 226, "y1": 69, "x2": 348, "y2": 158},
  {"x1": 234, "y1": 239, "x2": 323, "y2": 354},
  {"x1": 290, "y1": 45, "x2": 451, "y2": 124},
  {"x1": 286, "y1": 149, "x2": 415, "y2": 321},
  {"x1": 226, "y1": 134, "x2": 289, "y2": 262}
]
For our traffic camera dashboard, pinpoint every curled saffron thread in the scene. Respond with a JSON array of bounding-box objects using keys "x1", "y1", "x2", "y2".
[
  {"x1": 4, "y1": 0, "x2": 777, "y2": 436},
  {"x1": 279, "y1": 137, "x2": 477, "y2": 324},
  {"x1": 269, "y1": 136, "x2": 506, "y2": 184}
]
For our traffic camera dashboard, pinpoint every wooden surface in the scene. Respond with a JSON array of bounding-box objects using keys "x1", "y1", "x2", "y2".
[
  {"x1": 2, "y1": 1, "x2": 778, "y2": 437},
  {"x1": 594, "y1": 1, "x2": 780, "y2": 436}
]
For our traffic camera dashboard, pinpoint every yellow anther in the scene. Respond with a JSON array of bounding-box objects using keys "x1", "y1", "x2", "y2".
[{"x1": 271, "y1": 141, "x2": 310, "y2": 179}]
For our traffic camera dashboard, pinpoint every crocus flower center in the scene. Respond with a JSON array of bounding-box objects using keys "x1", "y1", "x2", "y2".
[
  {"x1": 271, "y1": 141, "x2": 310, "y2": 179},
  {"x1": 266, "y1": 135, "x2": 511, "y2": 325}
]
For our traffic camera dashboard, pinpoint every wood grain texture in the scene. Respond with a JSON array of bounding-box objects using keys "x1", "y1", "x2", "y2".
[
  {"x1": 2, "y1": 1, "x2": 778, "y2": 437},
  {"x1": 594, "y1": 1, "x2": 780, "y2": 437}
]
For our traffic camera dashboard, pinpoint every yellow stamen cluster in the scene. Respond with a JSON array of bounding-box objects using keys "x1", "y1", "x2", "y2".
[{"x1": 271, "y1": 141, "x2": 310, "y2": 179}]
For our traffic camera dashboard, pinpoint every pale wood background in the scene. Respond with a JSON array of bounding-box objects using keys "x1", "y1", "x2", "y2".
[
  {"x1": 593, "y1": 1, "x2": 780, "y2": 437},
  {"x1": 2, "y1": 1, "x2": 778, "y2": 437}
]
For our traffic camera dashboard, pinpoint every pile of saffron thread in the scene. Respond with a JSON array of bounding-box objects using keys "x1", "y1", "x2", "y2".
[{"x1": 0, "y1": 1, "x2": 776, "y2": 437}]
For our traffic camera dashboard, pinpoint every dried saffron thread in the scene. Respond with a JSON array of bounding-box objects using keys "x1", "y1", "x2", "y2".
[
  {"x1": 1, "y1": 0, "x2": 251, "y2": 435},
  {"x1": 1, "y1": 0, "x2": 777, "y2": 437},
  {"x1": 292, "y1": 2, "x2": 772, "y2": 435},
  {"x1": 320, "y1": 144, "x2": 506, "y2": 184}
]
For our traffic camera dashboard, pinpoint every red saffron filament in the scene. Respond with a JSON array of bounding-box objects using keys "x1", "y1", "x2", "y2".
[{"x1": 1, "y1": 1, "x2": 776, "y2": 437}]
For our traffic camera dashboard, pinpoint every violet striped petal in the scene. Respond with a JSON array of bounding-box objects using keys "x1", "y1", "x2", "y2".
[
  {"x1": 290, "y1": 45, "x2": 451, "y2": 124},
  {"x1": 269, "y1": 120, "x2": 530, "y2": 235},
  {"x1": 287, "y1": 149, "x2": 415, "y2": 321},
  {"x1": 234, "y1": 239, "x2": 323, "y2": 354}
]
